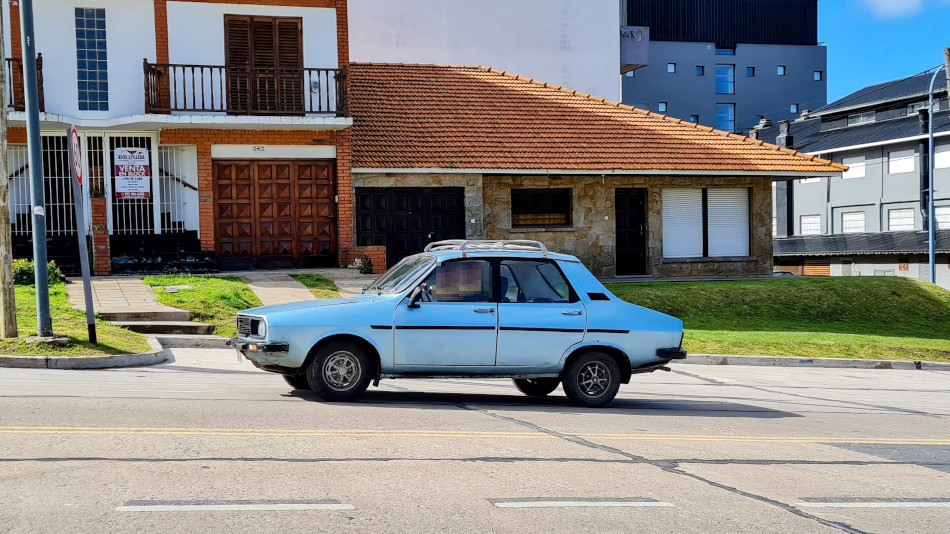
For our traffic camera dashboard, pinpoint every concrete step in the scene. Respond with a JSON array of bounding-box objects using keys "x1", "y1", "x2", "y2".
[
  {"x1": 99, "y1": 310, "x2": 191, "y2": 322},
  {"x1": 153, "y1": 334, "x2": 231, "y2": 349},
  {"x1": 113, "y1": 321, "x2": 214, "y2": 335}
]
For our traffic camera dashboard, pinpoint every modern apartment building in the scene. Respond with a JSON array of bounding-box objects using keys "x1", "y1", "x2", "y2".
[
  {"x1": 621, "y1": 0, "x2": 827, "y2": 133},
  {"x1": 754, "y1": 72, "x2": 950, "y2": 289}
]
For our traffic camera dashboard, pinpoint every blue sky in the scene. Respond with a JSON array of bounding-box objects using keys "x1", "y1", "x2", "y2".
[{"x1": 820, "y1": 0, "x2": 950, "y2": 103}]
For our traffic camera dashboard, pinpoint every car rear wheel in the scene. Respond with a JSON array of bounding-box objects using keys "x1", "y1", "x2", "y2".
[
  {"x1": 512, "y1": 378, "x2": 560, "y2": 397},
  {"x1": 283, "y1": 373, "x2": 311, "y2": 390},
  {"x1": 306, "y1": 341, "x2": 373, "y2": 402},
  {"x1": 562, "y1": 352, "x2": 621, "y2": 408}
]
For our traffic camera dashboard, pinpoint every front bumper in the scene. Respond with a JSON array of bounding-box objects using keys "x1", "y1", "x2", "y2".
[{"x1": 228, "y1": 338, "x2": 290, "y2": 353}]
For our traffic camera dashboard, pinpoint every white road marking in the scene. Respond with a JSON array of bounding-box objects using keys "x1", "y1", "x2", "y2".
[
  {"x1": 796, "y1": 501, "x2": 950, "y2": 509},
  {"x1": 491, "y1": 500, "x2": 673, "y2": 509},
  {"x1": 117, "y1": 503, "x2": 354, "y2": 512}
]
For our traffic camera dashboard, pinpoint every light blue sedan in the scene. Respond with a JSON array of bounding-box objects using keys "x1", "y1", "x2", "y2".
[{"x1": 231, "y1": 240, "x2": 685, "y2": 407}]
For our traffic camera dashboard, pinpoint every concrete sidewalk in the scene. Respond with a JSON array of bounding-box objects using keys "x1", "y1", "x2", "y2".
[
  {"x1": 224, "y1": 268, "x2": 376, "y2": 301},
  {"x1": 65, "y1": 278, "x2": 189, "y2": 321}
]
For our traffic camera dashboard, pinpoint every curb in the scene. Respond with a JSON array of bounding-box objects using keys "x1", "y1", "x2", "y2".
[
  {"x1": 684, "y1": 353, "x2": 950, "y2": 371},
  {"x1": 0, "y1": 337, "x2": 167, "y2": 370},
  {"x1": 153, "y1": 334, "x2": 230, "y2": 349}
]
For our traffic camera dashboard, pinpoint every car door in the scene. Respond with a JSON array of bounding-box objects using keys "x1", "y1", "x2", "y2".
[
  {"x1": 496, "y1": 259, "x2": 586, "y2": 367},
  {"x1": 393, "y1": 259, "x2": 498, "y2": 366}
]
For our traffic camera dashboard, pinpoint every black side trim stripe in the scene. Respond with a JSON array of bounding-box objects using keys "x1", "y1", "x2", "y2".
[
  {"x1": 500, "y1": 327, "x2": 585, "y2": 333},
  {"x1": 587, "y1": 329, "x2": 631, "y2": 334},
  {"x1": 370, "y1": 325, "x2": 392, "y2": 330},
  {"x1": 395, "y1": 326, "x2": 497, "y2": 331}
]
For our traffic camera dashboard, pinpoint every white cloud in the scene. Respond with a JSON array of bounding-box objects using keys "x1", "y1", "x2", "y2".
[{"x1": 859, "y1": 0, "x2": 925, "y2": 18}]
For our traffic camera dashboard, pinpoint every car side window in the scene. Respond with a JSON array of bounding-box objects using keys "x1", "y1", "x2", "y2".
[
  {"x1": 421, "y1": 260, "x2": 493, "y2": 303},
  {"x1": 500, "y1": 260, "x2": 574, "y2": 303}
]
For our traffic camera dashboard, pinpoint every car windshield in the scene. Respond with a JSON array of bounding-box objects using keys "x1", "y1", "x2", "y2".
[{"x1": 364, "y1": 254, "x2": 436, "y2": 294}]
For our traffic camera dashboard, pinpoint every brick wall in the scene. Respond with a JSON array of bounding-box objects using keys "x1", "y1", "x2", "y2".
[
  {"x1": 348, "y1": 246, "x2": 386, "y2": 274},
  {"x1": 158, "y1": 128, "x2": 354, "y2": 262},
  {"x1": 90, "y1": 198, "x2": 111, "y2": 275}
]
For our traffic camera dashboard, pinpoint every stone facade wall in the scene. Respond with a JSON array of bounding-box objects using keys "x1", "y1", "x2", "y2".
[
  {"x1": 353, "y1": 173, "x2": 486, "y2": 239},
  {"x1": 483, "y1": 174, "x2": 774, "y2": 278}
]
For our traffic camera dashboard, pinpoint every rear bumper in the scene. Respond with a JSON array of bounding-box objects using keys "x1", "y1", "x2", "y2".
[{"x1": 656, "y1": 347, "x2": 687, "y2": 359}]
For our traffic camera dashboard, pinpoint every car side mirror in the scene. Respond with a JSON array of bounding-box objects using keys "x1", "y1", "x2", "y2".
[{"x1": 408, "y1": 286, "x2": 423, "y2": 309}]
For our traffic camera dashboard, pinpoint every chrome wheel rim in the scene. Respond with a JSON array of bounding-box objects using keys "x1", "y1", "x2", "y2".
[
  {"x1": 576, "y1": 361, "x2": 610, "y2": 398},
  {"x1": 322, "y1": 351, "x2": 361, "y2": 391}
]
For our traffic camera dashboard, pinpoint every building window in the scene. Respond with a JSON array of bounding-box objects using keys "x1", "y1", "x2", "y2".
[
  {"x1": 689, "y1": 115, "x2": 699, "y2": 123},
  {"x1": 842, "y1": 211, "x2": 866, "y2": 234},
  {"x1": 888, "y1": 208, "x2": 915, "y2": 231},
  {"x1": 888, "y1": 150, "x2": 915, "y2": 174},
  {"x1": 715, "y1": 64, "x2": 735, "y2": 94},
  {"x1": 842, "y1": 156, "x2": 866, "y2": 179},
  {"x1": 75, "y1": 8, "x2": 108, "y2": 111},
  {"x1": 667, "y1": 63, "x2": 677, "y2": 73},
  {"x1": 800, "y1": 215, "x2": 821, "y2": 235},
  {"x1": 936, "y1": 206, "x2": 950, "y2": 230},
  {"x1": 773, "y1": 217, "x2": 777, "y2": 237},
  {"x1": 848, "y1": 112, "x2": 875, "y2": 126},
  {"x1": 624, "y1": 70, "x2": 634, "y2": 78},
  {"x1": 511, "y1": 188, "x2": 571, "y2": 227},
  {"x1": 746, "y1": 67, "x2": 756, "y2": 77},
  {"x1": 814, "y1": 71, "x2": 823, "y2": 81},
  {"x1": 658, "y1": 102, "x2": 668, "y2": 112},
  {"x1": 696, "y1": 66, "x2": 705, "y2": 76},
  {"x1": 799, "y1": 177, "x2": 820, "y2": 184},
  {"x1": 661, "y1": 188, "x2": 750, "y2": 258},
  {"x1": 790, "y1": 103, "x2": 799, "y2": 114},
  {"x1": 715, "y1": 49, "x2": 735, "y2": 55},
  {"x1": 935, "y1": 144, "x2": 950, "y2": 169},
  {"x1": 715, "y1": 103, "x2": 735, "y2": 132},
  {"x1": 777, "y1": 65, "x2": 786, "y2": 76}
]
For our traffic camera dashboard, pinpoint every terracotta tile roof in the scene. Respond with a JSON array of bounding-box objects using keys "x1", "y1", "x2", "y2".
[{"x1": 348, "y1": 63, "x2": 846, "y2": 174}]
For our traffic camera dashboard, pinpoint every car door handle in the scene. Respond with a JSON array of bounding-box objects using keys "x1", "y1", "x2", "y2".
[
  {"x1": 561, "y1": 310, "x2": 583, "y2": 316},
  {"x1": 473, "y1": 308, "x2": 495, "y2": 314}
]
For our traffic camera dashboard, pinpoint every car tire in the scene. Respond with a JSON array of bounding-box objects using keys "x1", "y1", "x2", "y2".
[
  {"x1": 283, "y1": 373, "x2": 311, "y2": 390},
  {"x1": 562, "y1": 352, "x2": 621, "y2": 408},
  {"x1": 306, "y1": 341, "x2": 373, "y2": 402},
  {"x1": 512, "y1": 378, "x2": 560, "y2": 397}
]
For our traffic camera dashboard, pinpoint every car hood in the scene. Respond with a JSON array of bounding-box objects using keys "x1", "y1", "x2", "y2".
[{"x1": 240, "y1": 294, "x2": 393, "y2": 316}]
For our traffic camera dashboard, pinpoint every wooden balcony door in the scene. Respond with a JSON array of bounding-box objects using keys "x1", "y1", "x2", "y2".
[{"x1": 224, "y1": 15, "x2": 303, "y2": 115}]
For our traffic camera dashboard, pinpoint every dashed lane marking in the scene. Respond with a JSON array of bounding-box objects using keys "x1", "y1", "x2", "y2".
[
  {"x1": 116, "y1": 499, "x2": 354, "y2": 512},
  {"x1": 490, "y1": 497, "x2": 673, "y2": 509}
]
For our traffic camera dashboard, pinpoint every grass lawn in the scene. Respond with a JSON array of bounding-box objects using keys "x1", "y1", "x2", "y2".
[
  {"x1": 0, "y1": 284, "x2": 151, "y2": 356},
  {"x1": 143, "y1": 275, "x2": 262, "y2": 338},
  {"x1": 290, "y1": 273, "x2": 340, "y2": 299},
  {"x1": 605, "y1": 277, "x2": 950, "y2": 362}
]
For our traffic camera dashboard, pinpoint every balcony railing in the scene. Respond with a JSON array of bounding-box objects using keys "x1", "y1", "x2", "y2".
[
  {"x1": 4, "y1": 54, "x2": 45, "y2": 112},
  {"x1": 144, "y1": 60, "x2": 347, "y2": 116}
]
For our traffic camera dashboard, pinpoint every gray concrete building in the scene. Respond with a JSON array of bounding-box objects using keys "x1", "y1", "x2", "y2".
[
  {"x1": 620, "y1": 0, "x2": 827, "y2": 133},
  {"x1": 755, "y1": 72, "x2": 950, "y2": 289}
]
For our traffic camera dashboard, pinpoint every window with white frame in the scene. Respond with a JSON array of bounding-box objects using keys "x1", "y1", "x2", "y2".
[
  {"x1": 799, "y1": 177, "x2": 821, "y2": 184},
  {"x1": 800, "y1": 215, "x2": 821, "y2": 235},
  {"x1": 888, "y1": 208, "x2": 915, "y2": 231},
  {"x1": 937, "y1": 206, "x2": 950, "y2": 230},
  {"x1": 842, "y1": 156, "x2": 866, "y2": 179},
  {"x1": 936, "y1": 144, "x2": 950, "y2": 169},
  {"x1": 841, "y1": 211, "x2": 866, "y2": 233},
  {"x1": 888, "y1": 150, "x2": 915, "y2": 174},
  {"x1": 848, "y1": 112, "x2": 875, "y2": 126},
  {"x1": 661, "y1": 188, "x2": 750, "y2": 258}
]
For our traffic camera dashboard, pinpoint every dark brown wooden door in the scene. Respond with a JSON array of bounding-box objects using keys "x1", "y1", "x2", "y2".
[
  {"x1": 225, "y1": 15, "x2": 303, "y2": 114},
  {"x1": 214, "y1": 160, "x2": 336, "y2": 268},
  {"x1": 615, "y1": 188, "x2": 648, "y2": 276}
]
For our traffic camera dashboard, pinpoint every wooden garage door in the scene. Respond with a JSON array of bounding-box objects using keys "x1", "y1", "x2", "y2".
[{"x1": 214, "y1": 160, "x2": 336, "y2": 268}]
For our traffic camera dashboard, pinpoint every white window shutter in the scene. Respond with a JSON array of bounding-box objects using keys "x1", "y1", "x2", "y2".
[
  {"x1": 662, "y1": 189, "x2": 703, "y2": 258},
  {"x1": 707, "y1": 188, "x2": 750, "y2": 257}
]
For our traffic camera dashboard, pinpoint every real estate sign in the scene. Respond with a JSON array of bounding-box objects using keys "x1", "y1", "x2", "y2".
[{"x1": 114, "y1": 147, "x2": 151, "y2": 199}]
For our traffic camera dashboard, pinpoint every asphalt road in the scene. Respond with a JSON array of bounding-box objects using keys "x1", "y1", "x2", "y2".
[{"x1": 1, "y1": 349, "x2": 949, "y2": 533}]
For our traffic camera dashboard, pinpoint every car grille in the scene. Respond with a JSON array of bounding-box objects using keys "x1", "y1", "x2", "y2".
[{"x1": 237, "y1": 316, "x2": 252, "y2": 338}]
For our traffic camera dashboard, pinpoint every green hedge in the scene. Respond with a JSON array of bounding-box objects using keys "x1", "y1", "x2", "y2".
[{"x1": 12, "y1": 259, "x2": 66, "y2": 286}]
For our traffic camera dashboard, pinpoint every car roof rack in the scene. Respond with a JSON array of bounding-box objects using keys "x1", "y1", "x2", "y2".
[{"x1": 424, "y1": 239, "x2": 549, "y2": 254}]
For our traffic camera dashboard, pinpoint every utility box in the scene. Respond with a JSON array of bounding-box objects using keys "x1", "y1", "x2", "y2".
[{"x1": 620, "y1": 26, "x2": 649, "y2": 74}]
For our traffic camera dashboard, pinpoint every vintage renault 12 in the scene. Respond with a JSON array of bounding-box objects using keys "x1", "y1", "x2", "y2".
[{"x1": 231, "y1": 240, "x2": 686, "y2": 407}]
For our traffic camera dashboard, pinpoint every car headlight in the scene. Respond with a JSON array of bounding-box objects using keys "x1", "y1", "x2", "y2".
[{"x1": 257, "y1": 320, "x2": 267, "y2": 339}]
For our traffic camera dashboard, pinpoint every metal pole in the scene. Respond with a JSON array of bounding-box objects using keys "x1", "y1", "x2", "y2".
[
  {"x1": 928, "y1": 65, "x2": 945, "y2": 285},
  {"x1": 0, "y1": 4, "x2": 18, "y2": 337},
  {"x1": 67, "y1": 127, "x2": 96, "y2": 344},
  {"x1": 19, "y1": 0, "x2": 51, "y2": 335}
]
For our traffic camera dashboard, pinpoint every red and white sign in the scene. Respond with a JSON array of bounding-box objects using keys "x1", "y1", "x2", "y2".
[
  {"x1": 69, "y1": 126, "x2": 83, "y2": 185},
  {"x1": 114, "y1": 147, "x2": 151, "y2": 199}
]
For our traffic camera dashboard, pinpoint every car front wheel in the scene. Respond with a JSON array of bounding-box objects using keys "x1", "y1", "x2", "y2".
[
  {"x1": 512, "y1": 378, "x2": 560, "y2": 397},
  {"x1": 562, "y1": 352, "x2": 621, "y2": 408},
  {"x1": 306, "y1": 341, "x2": 373, "y2": 402}
]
